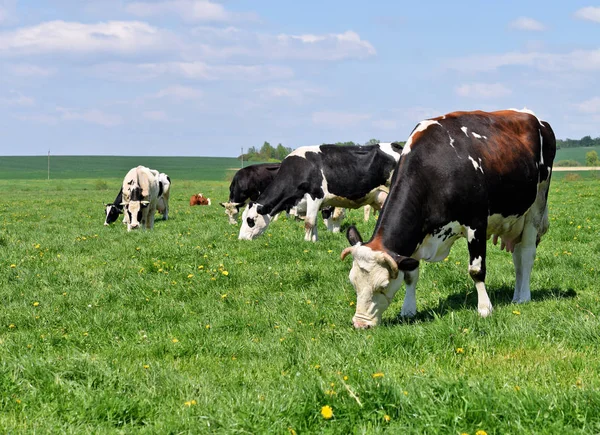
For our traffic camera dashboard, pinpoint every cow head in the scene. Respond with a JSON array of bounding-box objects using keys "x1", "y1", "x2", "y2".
[
  {"x1": 104, "y1": 204, "x2": 122, "y2": 226},
  {"x1": 122, "y1": 187, "x2": 150, "y2": 231},
  {"x1": 238, "y1": 203, "x2": 271, "y2": 240},
  {"x1": 341, "y1": 226, "x2": 419, "y2": 328},
  {"x1": 220, "y1": 201, "x2": 243, "y2": 224}
]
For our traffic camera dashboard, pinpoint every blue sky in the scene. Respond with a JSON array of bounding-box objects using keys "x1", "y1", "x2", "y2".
[{"x1": 1, "y1": 0, "x2": 599, "y2": 156}]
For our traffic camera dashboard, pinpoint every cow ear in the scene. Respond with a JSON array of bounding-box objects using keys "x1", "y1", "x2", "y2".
[
  {"x1": 219, "y1": 202, "x2": 226, "y2": 208},
  {"x1": 386, "y1": 251, "x2": 419, "y2": 271},
  {"x1": 346, "y1": 225, "x2": 363, "y2": 246}
]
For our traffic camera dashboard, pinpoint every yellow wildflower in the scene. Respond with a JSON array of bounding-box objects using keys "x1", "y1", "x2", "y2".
[
  {"x1": 143, "y1": 364, "x2": 150, "y2": 369},
  {"x1": 372, "y1": 372, "x2": 385, "y2": 379},
  {"x1": 205, "y1": 324, "x2": 211, "y2": 329},
  {"x1": 456, "y1": 347, "x2": 465, "y2": 354},
  {"x1": 172, "y1": 338, "x2": 179, "y2": 343},
  {"x1": 9, "y1": 324, "x2": 15, "y2": 329},
  {"x1": 33, "y1": 302, "x2": 40, "y2": 307},
  {"x1": 476, "y1": 431, "x2": 488, "y2": 435},
  {"x1": 222, "y1": 270, "x2": 229, "y2": 276},
  {"x1": 187, "y1": 274, "x2": 194, "y2": 278},
  {"x1": 384, "y1": 414, "x2": 391, "y2": 422},
  {"x1": 512, "y1": 310, "x2": 521, "y2": 315},
  {"x1": 321, "y1": 405, "x2": 333, "y2": 419},
  {"x1": 10, "y1": 264, "x2": 16, "y2": 268}
]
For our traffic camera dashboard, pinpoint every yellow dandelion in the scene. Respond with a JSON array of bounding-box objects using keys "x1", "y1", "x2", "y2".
[
  {"x1": 83, "y1": 332, "x2": 88, "y2": 337},
  {"x1": 187, "y1": 274, "x2": 194, "y2": 278},
  {"x1": 33, "y1": 301, "x2": 40, "y2": 307},
  {"x1": 349, "y1": 301, "x2": 355, "y2": 306},
  {"x1": 143, "y1": 364, "x2": 150, "y2": 369},
  {"x1": 321, "y1": 405, "x2": 333, "y2": 419},
  {"x1": 512, "y1": 310, "x2": 521, "y2": 315},
  {"x1": 8, "y1": 324, "x2": 15, "y2": 329},
  {"x1": 476, "y1": 431, "x2": 488, "y2": 435},
  {"x1": 205, "y1": 324, "x2": 211, "y2": 329},
  {"x1": 172, "y1": 338, "x2": 179, "y2": 343},
  {"x1": 462, "y1": 328, "x2": 469, "y2": 334},
  {"x1": 514, "y1": 385, "x2": 520, "y2": 392},
  {"x1": 10, "y1": 264, "x2": 16, "y2": 268},
  {"x1": 343, "y1": 375, "x2": 348, "y2": 381},
  {"x1": 456, "y1": 347, "x2": 464, "y2": 354},
  {"x1": 15, "y1": 399, "x2": 21, "y2": 404},
  {"x1": 403, "y1": 390, "x2": 408, "y2": 396},
  {"x1": 288, "y1": 428, "x2": 297, "y2": 435},
  {"x1": 221, "y1": 294, "x2": 228, "y2": 299},
  {"x1": 384, "y1": 414, "x2": 391, "y2": 422},
  {"x1": 62, "y1": 292, "x2": 67, "y2": 296},
  {"x1": 222, "y1": 270, "x2": 229, "y2": 276},
  {"x1": 314, "y1": 364, "x2": 320, "y2": 369},
  {"x1": 35, "y1": 244, "x2": 40, "y2": 249},
  {"x1": 198, "y1": 265, "x2": 204, "y2": 269},
  {"x1": 327, "y1": 249, "x2": 333, "y2": 253},
  {"x1": 372, "y1": 372, "x2": 385, "y2": 379}
]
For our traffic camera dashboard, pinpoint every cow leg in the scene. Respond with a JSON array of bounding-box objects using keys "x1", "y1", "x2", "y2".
[
  {"x1": 304, "y1": 198, "x2": 321, "y2": 242},
  {"x1": 467, "y1": 224, "x2": 493, "y2": 317},
  {"x1": 163, "y1": 202, "x2": 168, "y2": 220},
  {"x1": 511, "y1": 221, "x2": 538, "y2": 303},
  {"x1": 363, "y1": 205, "x2": 371, "y2": 222},
  {"x1": 400, "y1": 268, "x2": 420, "y2": 318}
]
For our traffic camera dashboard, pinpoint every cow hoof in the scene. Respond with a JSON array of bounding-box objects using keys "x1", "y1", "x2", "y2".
[
  {"x1": 352, "y1": 320, "x2": 372, "y2": 329},
  {"x1": 478, "y1": 305, "x2": 493, "y2": 317}
]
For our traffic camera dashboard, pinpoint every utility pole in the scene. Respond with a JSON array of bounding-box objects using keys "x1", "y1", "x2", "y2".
[{"x1": 47, "y1": 149, "x2": 50, "y2": 180}]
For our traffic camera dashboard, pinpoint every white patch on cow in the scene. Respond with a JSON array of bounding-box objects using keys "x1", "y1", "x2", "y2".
[
  {"x1": 402, "y1": 120, "x2": 442, "y2": 155},
  {"x1": 288, "y1": 145, "x2": 321, "y2": 159},
  {"x1": 475, "y1": 281, "x2": 493, "y2": 317},
  {"x1": 468, "y1": 156, "x2": 484, "y2": 173},
  {"x1": 461, "y1": 126, "x2": 469, "y2": 137},
  {"x1": 509, "y1": 107, "x2": 544, "y2": 127},
  {"x1": 469, "y1": 255, "x2": 483, "y2": 274},
  {"x1": 465, "y1": 226, "x2": 476, "y2": 242},
  {"x1": 472, "y1": 132, "x2": 487, "y2": 139},
  {"x1": 377, "y1": 142, "x2": 402, "y2": 162},
  {"x1": 414, "y1": 221, "x2": 464, "y2": 262},
  {"x1": 539, "y1": 130, "x2": 544, "y2": 165},
  {"x1": 449, "y1": 135, "x2": 455, "y2": 148}
]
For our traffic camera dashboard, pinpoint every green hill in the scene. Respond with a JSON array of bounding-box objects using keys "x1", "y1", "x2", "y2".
[
  {"x1": 0, "y1": 156, "x2": 245, "y2": 181},
  {"x1": 555, "y1": 146, "x2": 600, "y2": 166}
]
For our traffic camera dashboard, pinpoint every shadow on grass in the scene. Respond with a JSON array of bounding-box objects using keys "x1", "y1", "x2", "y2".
[{"x1": 384, "y1": 286, "x2": 577, "y2": 326}]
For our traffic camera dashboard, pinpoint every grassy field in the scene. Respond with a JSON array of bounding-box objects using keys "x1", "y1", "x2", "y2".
[
  {"x1": 555, "y1": 146, "x2": 600, "y2": 165},
  {"x1": 1, "y1": 158, "x2": 599, "y2": 433}
]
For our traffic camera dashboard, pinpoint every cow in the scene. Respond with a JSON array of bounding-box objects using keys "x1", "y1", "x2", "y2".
[
  {"x1": 190, "y1": 193, "x2": 211, "y2": 206},
  {"x1": 239, "y1": 143, "x2": 403, "y2": 242},
  {"x1": 341, "y1": 109, "x2": 556, "y2": 328},
  {"x1": 104, "y1": 187, "x2": 124, "y2": 226},
  {"x1": 220, "y1": 163, "x2": 281, "y2": 224},
  {"x1": 156, "y1": 173, "x2": 171, "y2": 220},
  {"x1": 321, "y1": 207, "x2": 346, "y2": 233},
  {"x1": 121, "y1": 165, "x2": 160, "y2": 231}
]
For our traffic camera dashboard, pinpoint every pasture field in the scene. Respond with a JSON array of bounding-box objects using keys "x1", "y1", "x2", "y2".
[
  {"x1": 1, "y1": 169, "x2": 600, "y2": 433},
  {"x1": 555, "y1": 146, "x2": 600, "y2": 165}
]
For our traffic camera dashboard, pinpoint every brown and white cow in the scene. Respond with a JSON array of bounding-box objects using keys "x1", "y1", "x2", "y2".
[
  {"x1": 342, "y1": 109, "x2": 556, "y2": 328},
  {"x1": 121, "y1": 166, "x2": 160, "y2": 231},
  {"x1": 190, "y1": 193, "x2": 211, "y2": 206}
]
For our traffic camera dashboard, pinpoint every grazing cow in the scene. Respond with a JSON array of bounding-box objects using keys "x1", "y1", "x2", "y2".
[
  {"x1": 220, "y1": 163, "x2": 281, "y2": 224},
  {"x1": 121, "y1": 166, "x2": 160, "y2": 231},
  {"x1": 341, "y1": 109, "x2": 556, "y2": 328},
  {"x1": 239, "y1": 143, "x2": 402, "y2": 242},
  {"x1": 190, "y1": 193, "x2": 211, "y2": 206},
  {"x1": 156, "y1": 173, "x2": 171, "y2": 220},
  {"x1": 321, "y1": 207, "x2": 346, "y2": 233},
  {"x1": 104, "y1": 187, "x2": 124, "y2": 226}
]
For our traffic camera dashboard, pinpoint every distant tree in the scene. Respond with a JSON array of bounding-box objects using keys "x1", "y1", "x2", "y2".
[
  {"x1": 364, "y1": 138, "x2": 381, "y2": 146},
  {"x1": 275, "y1": 144, "x2": 291, "y2": 160},
  {"x1": 585, "y1": 150, "x2": 600, "y2": 166},
  {"x1": 260, "y1": 141, "x2": 274, "y2": 160}
]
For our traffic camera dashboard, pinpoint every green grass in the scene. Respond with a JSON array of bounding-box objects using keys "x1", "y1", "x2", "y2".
[
  {"x1": 0, "y1": 164, "x2": 599, "y2": 433},
  {"x1": 555, "y1": 146, "x2": 600, "y2": 165}
]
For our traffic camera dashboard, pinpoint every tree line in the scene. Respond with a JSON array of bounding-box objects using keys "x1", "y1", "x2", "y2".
[{"x1": 557, "y1": 135, "x2": 600, "y2": 149}]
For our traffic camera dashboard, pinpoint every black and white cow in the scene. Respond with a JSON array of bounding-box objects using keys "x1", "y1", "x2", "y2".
[
  {"x1": 121, "y1": 166, "x2": 160, "y2": 231},
  {"x1": 239, "y1": 143, "x2": 402, "y2": 242},
  {"x1": 220, "y1": 163, "x2": 281, "y2": 224},
  {"x1": 104, "y1": 172, "x2": 170, "y2": 225},
  {"x1": 341, "y1": 109, "x2": 556, "y2": 328},
  {"x1": 104, "y1": 187, "x2": 124, "y2": 226}
]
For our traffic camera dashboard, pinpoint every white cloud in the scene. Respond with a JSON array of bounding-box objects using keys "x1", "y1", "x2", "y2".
[
  {"x1": 154, "y1": 85, "x2": 204, "y2": 100},
  {"x1": 15, "y1": 113, "x2": 59, "y2": 125},
  {"x1": 574, "y1": 7, "x2": 600, "y2": 23},
  {"x1": 445, "y1": 48, "x2": 600, "y2": 73},
  {"x1": 140, "y1": 61, "x2": 294, "y2": 81},
  {"x1": 455, "y1": 82, "x2": 512, "y2": 98},
  {"x1": 126, "y1": 0, "x2": 257, "y2": 23},
  {"x1": 312, "y1": 111, "x2": 371, "y2": 128},
  {"x1": 0, "y1": 21, "x2": 174, "y2": 56},
  {"x1": 509, "y1": 17, "x2": 546, "y2": 31},
  {"x1": 56, "y1": 107, "x2": 122, "y2": 127},
  {"x1": 7, "y1": 63, "x2": 57, "y2": 77},
  {"x1": 0, "y1": 90, "x2": 35, "y2": 106},
  {"x1": 143, "y1": 110, "x2": 169, "y2": 121},
  {"x1": 189, "y1": 27, "x2": 376, "y2": 61},
  {"x1": 573, "y1": 96, "x2": 600, "y2": 114}
]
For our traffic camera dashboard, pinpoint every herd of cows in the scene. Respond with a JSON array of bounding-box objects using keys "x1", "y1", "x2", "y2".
[{"x1": 104, "y1": 109, "x2": 557, "y2": 328}]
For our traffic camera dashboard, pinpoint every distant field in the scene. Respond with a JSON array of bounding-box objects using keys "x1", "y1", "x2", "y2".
[
  {"x1": 0, "y1": 156, "x2": 246, "y2": 181},
  {"x1": 555, "y1": 146, "x2": 600, "y2": 165}
]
